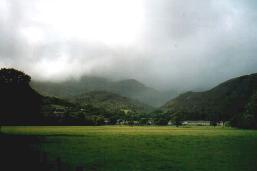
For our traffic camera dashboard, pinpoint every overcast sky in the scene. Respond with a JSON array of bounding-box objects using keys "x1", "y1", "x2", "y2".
[{"x1": 1, "y1": 0, "x2": 257, "y2": 90}]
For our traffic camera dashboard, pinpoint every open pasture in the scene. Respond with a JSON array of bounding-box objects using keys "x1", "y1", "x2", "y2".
[{"x1": 1, "y1": 126, "x2": 257, "y2": 171}]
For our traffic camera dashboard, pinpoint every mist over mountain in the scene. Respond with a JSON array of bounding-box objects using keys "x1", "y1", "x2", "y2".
[{"x1": 31, "y1": 76, "x2": 179, "y2": 107}]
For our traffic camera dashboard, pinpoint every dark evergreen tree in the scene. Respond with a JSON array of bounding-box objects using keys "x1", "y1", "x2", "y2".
[{"x1": 0, "y1": 68, "x2": 42, "y2": 125}]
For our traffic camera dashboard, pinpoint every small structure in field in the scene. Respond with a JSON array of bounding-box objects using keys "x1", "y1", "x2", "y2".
[{"x1": 182, "y1": 121, "x2": 210, "y2": 126}]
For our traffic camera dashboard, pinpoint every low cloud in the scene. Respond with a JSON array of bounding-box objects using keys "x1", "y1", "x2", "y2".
[{"x1": 1, "y1": 0, "x2": 257, "y2": 90}]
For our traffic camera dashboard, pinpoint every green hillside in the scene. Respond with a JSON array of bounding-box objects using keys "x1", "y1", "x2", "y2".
[
  {"x1": 162, "y1": 73, "x2": 257, "y2": 128},
  {"x1": 69, "y1": 90, "x2": 154, "y2": 114}
]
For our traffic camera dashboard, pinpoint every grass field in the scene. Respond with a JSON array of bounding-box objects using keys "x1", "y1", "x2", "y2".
[{"x1": 1, "y1": 126, "x2": 257, "y2": 171}]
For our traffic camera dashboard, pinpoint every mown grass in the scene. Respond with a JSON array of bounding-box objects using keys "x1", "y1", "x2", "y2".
[{"x1": 2, "y1": 126, "x2": 257, "y2": 171}]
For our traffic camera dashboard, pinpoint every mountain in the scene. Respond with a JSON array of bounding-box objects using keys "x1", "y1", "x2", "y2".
[
  {"x1": 1, "y1": 68, "x2": 150, "y2": 125},
  {"x1": 161, "y1": 73, "x2": 257, "y2": 128},
  {"x1": 2, "y1": 68, "x2": 257, "y2": 128},
  {"x1": 30, "y1": 76, "x2": 110, "y2": 98},
  {"x1": 69, "y1": 90, "x2": 153, "y2": 114},
  {"x1": 31, "y1": 76, "x2": 176, "y2": 107},
  {"x1": 100, "y1": 79, "x2": 171, "y2": 107}
]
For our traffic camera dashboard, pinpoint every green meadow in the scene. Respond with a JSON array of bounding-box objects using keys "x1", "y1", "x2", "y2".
[{"x1": 2, "y1": 126, "x2": 257, "y2": 171}]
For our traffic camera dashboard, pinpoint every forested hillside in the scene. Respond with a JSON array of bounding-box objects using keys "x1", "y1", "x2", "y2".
[
  {"x1": 161, "y1": 73, "x2": 257, "y2": 128},
  {"x1": 69, "y1": 91, "x2": 153, "y2": 114}
]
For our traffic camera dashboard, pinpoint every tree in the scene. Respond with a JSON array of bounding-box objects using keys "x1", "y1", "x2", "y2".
[
  {"x1": 171, "y1": 113, "x2": 183, "y2": 127},
  {"x1": 139, "y1": 118, "x2": 149, "y2": 125},
  {"x1": 128, "y1": 120, "x2": 134, "y2": 126},
  {"x1": 108, "y1": 117, "x2": 118, "y2": 125},
  {"x1": 210, "y1": 120, "x2": 218, "y2": 127},
  {"x1": 0, "y1": 68, "x2": 42, "y2": 125},
  {"x1": 154, "y1": 118, "x2": 169, "y2": 126},
  {"x1": 95, "y1": 116, "x2": 105, "y2": 125},
  {"x1": 210, "y1": 113, "x2": 219, "y2": 127},
  {"x1": 0, "y1": 68, "x2": 31, "y2": 85}
]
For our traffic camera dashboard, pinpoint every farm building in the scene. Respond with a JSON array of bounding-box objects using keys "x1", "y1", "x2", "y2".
[{"x1": 182, "y1": 121, "x2": 210, "y2": 126}]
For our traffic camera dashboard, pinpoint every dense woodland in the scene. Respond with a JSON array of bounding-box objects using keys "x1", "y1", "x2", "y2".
[{"x1": 0, "y1": 68, "x2": 257, "y2": 129}]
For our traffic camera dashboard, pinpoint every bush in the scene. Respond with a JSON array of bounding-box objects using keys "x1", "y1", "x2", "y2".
[
  {"x1": 154, "y1": 118, "x2": 169, "y2": 125},
  {"x1": 210, "y1": 121, "x2": 218, "y2": 127},
  {"x1": 224, "y1": 121, "x2": 231, "y2": 127}
]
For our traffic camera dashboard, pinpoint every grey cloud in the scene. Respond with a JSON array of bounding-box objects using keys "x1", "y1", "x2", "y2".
[{"x1": 0, "y1": 0, "x2": 257, "y2": 91}]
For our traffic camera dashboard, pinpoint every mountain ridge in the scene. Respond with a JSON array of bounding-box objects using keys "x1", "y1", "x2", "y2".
[
  {"x1": 161, "y1": 73, "x2": 257, "y2": 127},
  {"x1": 31, "y1": 76, "x2": 178, "y2": 107}
]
